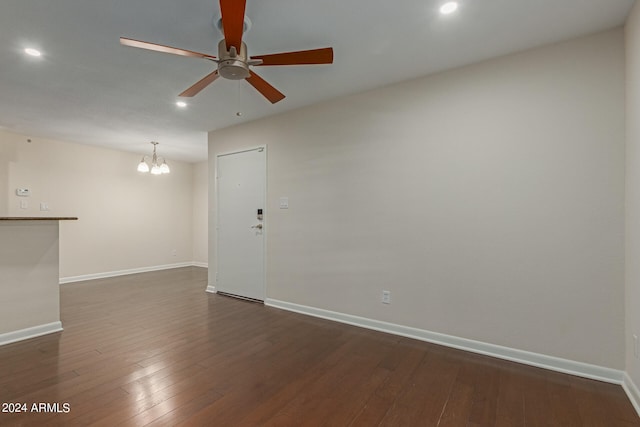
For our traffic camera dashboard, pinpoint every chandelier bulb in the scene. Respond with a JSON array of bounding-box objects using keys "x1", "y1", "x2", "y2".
[
  {"x1": 137, "y1": 159, "x2": 149, "y2": 173},
  {"x1": 160, "y1": 161, "x2": 171, "y2": 174}
]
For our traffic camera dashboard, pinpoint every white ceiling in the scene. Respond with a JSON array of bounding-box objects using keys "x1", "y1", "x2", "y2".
[{"x1": 0, "y1": 0, "x2": 634, "y2": 162}]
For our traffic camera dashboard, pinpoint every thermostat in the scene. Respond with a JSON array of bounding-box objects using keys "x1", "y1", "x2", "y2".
[{"x1": 16, "y1": 188, "x2": 30, "y2": 197}]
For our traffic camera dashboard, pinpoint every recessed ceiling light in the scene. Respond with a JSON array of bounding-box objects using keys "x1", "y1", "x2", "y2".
[
  {"x1": 24, "y1": 48, "x2": 42, "y2": 57},
  {"x1": 176, "y1": 101, "x2": 187, "y2": 108},
  {"x1": 440, "y1": 2, "x2": 459, "y2": 15}
]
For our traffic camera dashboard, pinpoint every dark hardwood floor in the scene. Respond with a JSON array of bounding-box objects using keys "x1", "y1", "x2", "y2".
[{"x1": 0, "y1": 266, "x2": 638, "y2": 426}]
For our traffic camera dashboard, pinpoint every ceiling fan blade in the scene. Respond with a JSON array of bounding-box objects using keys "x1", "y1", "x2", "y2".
[
  {"x1": 179, "y1": 70, "x2": 220, "y2": 97},
  {"x1": 120, "y1": 37, "x2": 216, "y2": 60},
  {"x1": 245, "y1": 72, "x2": 285, "y2": 104},
  {"x1": 252, "y1": 47, "x2": 334, "y2": 66},
  {"x1": 219, "y1": 0, "x2": 246, "y2": 51}
]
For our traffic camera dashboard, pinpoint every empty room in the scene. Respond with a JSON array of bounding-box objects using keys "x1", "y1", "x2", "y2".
[{"x1": 2, "y1": 0, "x2": 640, "y2": 425}]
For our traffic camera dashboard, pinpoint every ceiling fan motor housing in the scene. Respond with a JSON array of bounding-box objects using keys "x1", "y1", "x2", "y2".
[{"x1": 217, "y1": 40, "x2": 250, "y2": 80}]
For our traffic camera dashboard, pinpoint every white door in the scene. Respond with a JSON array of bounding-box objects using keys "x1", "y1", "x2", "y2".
[{"x1": 216, "y1": 147, "x2": 266, "y2": 301}]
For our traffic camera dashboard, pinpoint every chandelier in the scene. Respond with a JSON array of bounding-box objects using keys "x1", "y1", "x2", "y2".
[{"x1": 137, "y1": 142, "x2": 170, "y2": 175}]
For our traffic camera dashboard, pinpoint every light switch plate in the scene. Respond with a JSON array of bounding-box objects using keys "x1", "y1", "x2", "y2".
[{"x1": 279, "y1": 197, "x2": 289, "y2": 209}]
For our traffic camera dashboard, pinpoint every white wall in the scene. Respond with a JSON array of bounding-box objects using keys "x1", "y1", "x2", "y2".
[
  {"x1": 626, "y1": 1, "x2": 640, "y2": 389},
  {"x1": 209, "y1": 29, "x2": 625, "y2": 369},
  {"x1": 192, "y1": 161, "x2": 208, "y2": 266},
  {"x1": 0, "y1": 130, "x2": 202, "y2": 279},
  {"x1": 0, "y1": 221, "x2": 60, "y2": 335}
]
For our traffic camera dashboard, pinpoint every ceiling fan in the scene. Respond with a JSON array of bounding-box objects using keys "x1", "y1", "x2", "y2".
[{"x1": 120, "y1": 0, "x2": 333, "y2": 104}]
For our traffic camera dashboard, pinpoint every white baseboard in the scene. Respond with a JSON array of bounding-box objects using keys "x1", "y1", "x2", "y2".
[
  {"x1": 623, "y1": 373, "x2": 640, "y2": 417},
  {"x1": 193, "y1": 262, "x2": 209, "y2": 268},
  {"x1": 206, "y1": 285, "x2": 217, "y2": 294},
  {"x1": 265, "y1": 299, "x2": 624, "y2": 385},
  {"x1": 60, "y1": 262, "x2": 207, "y2": 284},
  {"x1": 0, "y1": 322, "x2": 63, "y2": 347}
]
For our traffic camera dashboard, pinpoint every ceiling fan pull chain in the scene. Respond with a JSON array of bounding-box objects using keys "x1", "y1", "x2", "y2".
[{"x1": 236, "y1": 81, "x2": 243, "y2": 117}]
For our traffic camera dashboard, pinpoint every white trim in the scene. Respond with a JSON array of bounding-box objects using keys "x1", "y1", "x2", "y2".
[
  {"x1": 216, "y1": 145, "x2": 266, "y2": 158},
  {"x1": 263, "y1": 146, "x2": 268, "y2": 303},
  {"x1": 60, "y1": 262, "x2": 206, "y2": 284},
  {"x1": 0, "y1": 322, "x2": 63, "y2": 346},
  {"x1": 192, "y1": 261, "x2": 209, "y2": 268},
  {"x1": 265, "y1": 298, "x2": 624, "y2": 385},
  {"x1": 206, "y1": 285, "x2": 217, "y2": 294},
  {"x1": 623, "y1": 373, "x2": 640, "y2": 417}
]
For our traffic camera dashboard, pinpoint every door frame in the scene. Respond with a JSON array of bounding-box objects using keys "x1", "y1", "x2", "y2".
[{"x1": 214, "y1": 145, "x2": 267, "y2": 301}]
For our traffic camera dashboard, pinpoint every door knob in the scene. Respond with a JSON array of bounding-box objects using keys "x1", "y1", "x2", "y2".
[{"x1": 251, "y1": 224, "x2": 263, "y2": 230}]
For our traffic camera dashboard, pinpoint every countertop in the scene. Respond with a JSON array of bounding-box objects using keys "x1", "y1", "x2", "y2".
[{"x1": 0, "y1": 217, "x2": 78, "y2": 221}]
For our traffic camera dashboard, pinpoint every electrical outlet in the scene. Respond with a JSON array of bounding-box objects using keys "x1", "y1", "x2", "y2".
[
  {"x1": 382, "y1": 290, "x2": 391, "y2": 304},
  {"x1": 171, "y1": 249, "x2": 177, "y2": 257},
  {"x1": 39, "y1": 202, "x2": 49, "y2": 211},
  {"x1": 20, "y1": 200, "x2": 28, "y2": 209},
  {"x1": 634, "y1": 335, "x2": 639, "y2": 359}
]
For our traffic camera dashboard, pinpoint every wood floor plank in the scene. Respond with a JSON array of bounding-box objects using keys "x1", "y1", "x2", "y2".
[
  {"x1": 0, "y1": 266, "x2": 637, "y2": 426},
  {"x1": 467, "y1": 362, "x2": 500, "y2": 425},
  {"x1": 436, "y1": 361, "x2": 478, "y2": 427},
  {"x1": 494, "y1": 369, "x2": 526, "y2": 427},
  {"x1": 234, "y1": 333, "x2": 366, "y2": 426},
  {"x1": 348, "y1": 346, "x2": 426, "y2": 426},
  {"x1": 546, "y1": 372, "x2": 585, "y2": 426}
]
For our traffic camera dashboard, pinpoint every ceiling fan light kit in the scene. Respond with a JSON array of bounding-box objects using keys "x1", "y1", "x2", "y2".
[
  {"x1": 120, "y1": 0, "x2": 334, "y2": 104},
  {"x1": 217, "y1": 40, "x2": 255, "y2": 80}
]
